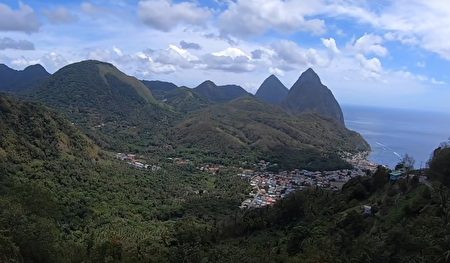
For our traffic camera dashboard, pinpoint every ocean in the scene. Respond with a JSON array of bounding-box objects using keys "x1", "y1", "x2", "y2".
[{"x1": 343, "y1": 105, "x2": 450, "y2": 169}]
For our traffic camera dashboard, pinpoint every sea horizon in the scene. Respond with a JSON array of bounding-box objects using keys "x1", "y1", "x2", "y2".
[{"x1": 343, "y1": 104, "x2": 450, "y2": 169}]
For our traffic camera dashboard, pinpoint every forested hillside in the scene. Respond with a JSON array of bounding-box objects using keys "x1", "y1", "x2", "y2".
[{"x1": 1, "y1": 92, "x2": 449, "y2": 263}]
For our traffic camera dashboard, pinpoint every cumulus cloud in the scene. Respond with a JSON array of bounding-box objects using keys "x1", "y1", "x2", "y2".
[
  {"x1": 271, "y1": 40, "x2": 327, "y2": 70},
  {"x1": 353, "y1": 34, "x2": 388, "y2": 57},
  {"x1": 321, "y1": 37, "x2": 340, "y2": 56},
  {"x1": 355, "y1": 54, "x2": 382, "y2": 77},
  {"x1": 0, "y1": 3, "x2": 40, "y2": 33},
  {"x1": 44, "y1": 7, "x2": 78, "y2": 24},
  {"x1": 179, "y1": 40, "x2": 201, "y2": 50},
  {"x1": 138, "y1": 0, "x2": 211, "y2": 32},
  {"x1": 325, "y1": 0, "x2": 450, "y2": 60},
  {"x1": 203, "y1": 47, "x2": 254, "y2": 73},
  {"x1": 219, "y1": 0, "x2": 326, "y2": 37},
  {"x1": 0, "y1": 37, "x2": 34, "y2": 50},
  {"x1": 9, "y1": 52, "x2": 68, "y2": 72},
  {"x1": 153, "y1": 45, "x2": 199, "y2": 69}
]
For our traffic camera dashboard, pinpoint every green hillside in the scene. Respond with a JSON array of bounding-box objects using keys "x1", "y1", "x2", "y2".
[
  {"x1": 1, "y1": 92, "x2": 449, "y2": 263},
  {"x1": 172, "y1": 97, "x2": 369, "y2": 170},
  {"x1": 28, "y1": 60, "x2": 174, "y2": 151},
  {"x1": 0, "y1": 93, "x2": 248, "y2": 263}
]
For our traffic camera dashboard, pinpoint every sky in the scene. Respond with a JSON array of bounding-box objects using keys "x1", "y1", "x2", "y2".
[{"x1": 0, "y1": 0, "x2": 450, "y2": 112}]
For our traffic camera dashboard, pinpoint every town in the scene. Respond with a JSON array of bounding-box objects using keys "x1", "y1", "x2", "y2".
[{"x1": 239, "y1": 152, "x2": 379, "y2": 209}]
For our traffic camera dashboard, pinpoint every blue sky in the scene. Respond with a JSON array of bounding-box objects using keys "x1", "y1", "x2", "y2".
[{"x1": 0, "y1": 0, "x2": 450, "y2": 112}]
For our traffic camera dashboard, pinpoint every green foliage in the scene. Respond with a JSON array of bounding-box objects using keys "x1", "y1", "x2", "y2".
[
  {"x1": 429, "y1": 146, "x2": 450, "y2": 186},
  {"x1": 173, "y1": 97, "x2": 369, "y2": 170}
]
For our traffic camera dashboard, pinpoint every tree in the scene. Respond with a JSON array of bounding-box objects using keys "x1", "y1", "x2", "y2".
[{"x1": 396, "y1": 154, "x2": 415, "y2": 172}]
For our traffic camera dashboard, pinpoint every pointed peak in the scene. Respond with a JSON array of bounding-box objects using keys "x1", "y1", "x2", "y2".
[{"x1": 298, "y1": 67, "x2": 321, "y2": 84}]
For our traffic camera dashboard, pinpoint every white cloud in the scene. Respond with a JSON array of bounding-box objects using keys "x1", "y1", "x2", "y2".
[
  {"x1": 138, "y1": 0, "x2": 211, "y2": 32},
  {"x1": 271, "y1": 40, "x2": 328, "y2": 70},
  {"x1": 201, "y1": 47, "x2": 255, "y2": 73},
  {"x1": 44, "y1": 7, "x2": 78, "y2": 24},
  {"x1": 212, "y1": 47, "x2": 251, "y2": 59},
  {"x1": 321, "y1": 37, "x2": 340, "y2": 56},
  {"x1": 218, "y1": 0, "x2": 326, "y2": 37},
  {"x1": 0, "y1": 37, "x2": 34, "y2": 50},
  {"x1": 353, "y1": 34, "x2": 388, "y2": 57},
  {"x1": 0, "y1": 3, "x2": 40, "y2": 33},
  {"x1": 325, "y1": 0, "x2": 450, "y2": 60},
  {"x1": 9, "y1": 52, "x2": 68, "y2": 72},
  {"x1": 269, "y1": 67, "x2": 285, "y2": 77},
  {"x1": 355, "y1": 54, "x2": 382, "y2": 76}
]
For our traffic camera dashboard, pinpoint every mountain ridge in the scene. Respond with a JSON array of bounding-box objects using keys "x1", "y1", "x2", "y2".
[
  {"x1": 194, "y1": 80, "x2": 251, "y2": 102},
  {"x1": 0, "y1": 63, "x2": 50, "y2": 92}
]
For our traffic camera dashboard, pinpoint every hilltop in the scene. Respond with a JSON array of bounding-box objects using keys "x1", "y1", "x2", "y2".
[
  {"x1": 28, "y1": 60, "x2": 173, "y2": 151},
  {"x1": 0, "y1": 63, "x2": 50, "y2": 92},
  {"x1": 193, "y1": 80, "x2": 250, "y2": 103},
  {"x1": 283, "y1": 68, "x2": 345, "y2": 125},
  {"x1": 255, "y1": 74, "x2": 289, "y2": 104}
]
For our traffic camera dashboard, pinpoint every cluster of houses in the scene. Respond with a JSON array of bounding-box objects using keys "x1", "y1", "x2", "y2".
[
  {"x1": 115, "y1": 153, "x2": 161, "y2": 171},
  {"x1": 239, "y1": 156, "x2": 378, "y2": 209},
  {"x1": 198, "y1": 164, "x2": 223, "y2": 175}
]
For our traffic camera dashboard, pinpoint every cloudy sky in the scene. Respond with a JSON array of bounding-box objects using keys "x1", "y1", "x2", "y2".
[{"x1": 1, "y1": 0, "x2": 450, "y2": 112}]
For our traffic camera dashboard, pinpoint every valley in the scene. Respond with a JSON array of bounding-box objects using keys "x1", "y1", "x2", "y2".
[{"x1": 0, "y1": 60, "x2": 449, "y2": 263}]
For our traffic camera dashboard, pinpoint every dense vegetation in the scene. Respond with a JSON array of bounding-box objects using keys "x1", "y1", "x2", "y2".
[
  {"x1": 1, "y1": 91, "x2": 449, "y2": 262},
  {"x1": 27, "y1": 60, "x2": 175, "y2": 152},
  {"x1": 173, "y1": 97, "x2": 368, "y2": 170},
  {"x1": 7, "y1": 61, "x2": 444, "y2": 262},
  {"x1": 0, "y1": 95, "x2": 248, "y2": 262}
]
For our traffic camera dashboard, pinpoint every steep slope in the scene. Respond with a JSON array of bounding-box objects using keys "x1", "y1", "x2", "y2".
[
  {"x1": 29, "y1": 60, "x2": 172, "y2": 150},
  {"x1": 173, "y1": 97, "x2": 369, "y2": 169},
  {"x1": 143, "y1": 80, "x2": 178, "y2": 100},
  {"x1": 284, "y1": 68, "x2": 345, "y2": 125},
  {"x1": 0, "y1": 94, "x2": 99, "y2": 162},
  {"x1": 159, "y1": 86, "x2": 210, "y2": 113},
  {"x1": 194, "y1": 80, "x2": 250, "y2": 103},
  {"x1": 0, "y1": 63, "x2": 50, "y2": 92},
  {"x1": 255, "y1": 74, "x2": 289, "y2": 104},
  {"x1": 143, "y1": 80, "x2": 210, "y2": 113}
]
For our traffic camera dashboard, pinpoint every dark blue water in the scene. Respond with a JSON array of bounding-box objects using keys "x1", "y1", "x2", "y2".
[{"x1": 343, "y1": 105, "x2": 450, "y2": 168}]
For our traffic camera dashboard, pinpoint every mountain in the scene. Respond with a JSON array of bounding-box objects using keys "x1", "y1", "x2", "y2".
[
  {"x1": 283, "y1": 68, "x2": 345, "y2": 125},
  {"x1": 29, "y1": 60, "x2": 172, "y2": 150},
  {"x1": 193, "y1": 80, "x2": 250, "y2": 103},
  {"x1": 0, "y1": 94, "x2": 99, "y2": 162},
  {"x1": 172, "y1": 97, "x2": 369, "y2": 170},
  {"x1": 255, "y1": 74, "x2": 289, "y2": 104},
  {"x1": 142, "y1": 80, "x2": 179, "y2": 100},
  {"x1": 157, "y1": 86, "x2": 210, "y2": 113},
  {"x1": 0, "y1": 63, "x2": 50, "y2": 92},
  {"x1": 143, "y1": 80, "x2": 209, "y2": 112}
]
